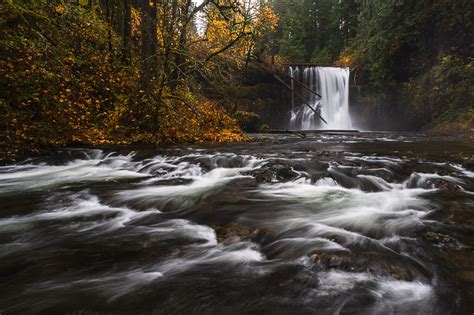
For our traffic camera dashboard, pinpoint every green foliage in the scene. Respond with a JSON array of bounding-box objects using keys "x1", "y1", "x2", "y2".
[
  {"x1": 270, "y1": 0, "x2": 359, "y2": 63},
  {"x1": 345, "y1": 0, "x2": 473, "y2": 131},
  {"x1": 311, "y1": 48, "x2": 333, "y2": 64},
  {"x1": 433, "y1": 108, "x2": 474, "y2": 135},
  {"x1": 403, "y1": 56, "x2": 474, "y2": 129},
  {"x1": 349, "y1": 0, "x2": 473, "y2": 91},
  {"x1": 269, "y1": 0, "x2": 307, "y2": 61},
  {"x1": 259, "y1": 124, "x2": 271, "y2": 132}
]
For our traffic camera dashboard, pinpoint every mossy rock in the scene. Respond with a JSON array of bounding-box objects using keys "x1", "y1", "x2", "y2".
[
  {"x1": 259, "y1": 124, "x2": 271, "y2": 132},
  {"x1": 234, "y1": 111, "x2": 261, "y2": 132}
]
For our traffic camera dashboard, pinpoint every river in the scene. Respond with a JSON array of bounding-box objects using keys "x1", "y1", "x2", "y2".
[{"x1": 0, "y1": 132, "x2": 473, "y2": 314}]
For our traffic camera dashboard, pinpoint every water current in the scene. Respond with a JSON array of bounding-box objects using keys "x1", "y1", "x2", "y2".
[{"x1": 0, "y1": 132, "x2": 473, "y2": 314}]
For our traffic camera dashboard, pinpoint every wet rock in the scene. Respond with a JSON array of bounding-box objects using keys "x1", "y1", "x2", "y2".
[
  {"x1": 316, "y1": 252, "x2": 427, "y2": 282},
  {"x1": 312, "y1": 161, "x2": 330, "y2": 171},
  {"x1": 153, "y1": 178, "x2": 193, "y2": 186},
  {"x1": 310, "y1": 253, "x2": 321, "y2": 263},
  {"x1": 251, "y1": 169, "x2": 273, "y2": 183},
  {"x1": 221, "y1": 236, "x2": 242, "y2": 246},
  {"x1": 319, "y1": 252, "x2": 356, "y2": 270},
  {"x1": 462, "y1": 159, "x2": 474, "y2": 171},
  {"x1": 405, "y1": 173, "x2": 462, "y2": 191},
  {"x1": 275, "y1": 165, "x2": 299, "y2": 181},
  {"x1": 251, "y1": 161, "x2": 299, "y2": 183},
  {"x1": 423, "y1": 231, "x2": 461, "y2": 248},
  {"x1": 427, "y1": 179, "x2": 462, "y2": 192},
  {"x1": 390, "y1": 272, "x2": 401, "y2": 280},
  {"x1": 414, "y1": 164, "x2": 452, "y2": 176},
  {"x1": 212, "y1": 223, "x2": 255, "y2": 243}
]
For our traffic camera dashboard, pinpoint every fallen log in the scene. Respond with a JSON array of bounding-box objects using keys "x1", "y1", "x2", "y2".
[
  {"x1": 281, "y1": 71, "x2": 322, "y2": 98},
  {"x1": 255, "y1": 62, "x2": 327, "y2": 125},
  {"x1": 260, "y1": 129, "x2": 306, "y2": 138},
  {"x1": 271, "y1": 74, "x2": 328, "y2": 124},
  {"x1": 262, "y1": 129, "x2": 360, "y2": 135}
]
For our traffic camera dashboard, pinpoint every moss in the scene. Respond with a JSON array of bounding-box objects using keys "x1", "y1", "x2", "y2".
[
  {"x1": 430, "y1": 108, "x2": 474, "y2": 135},
  {"x1": 259, "y1": 124, "x2": 271, "y2": 132},
  {"x1": 402, "y1": 55, "x2": 473, "y2": 130},
  {"x1": 234, "y1": 111, "x2": 261, "y2": 132}
]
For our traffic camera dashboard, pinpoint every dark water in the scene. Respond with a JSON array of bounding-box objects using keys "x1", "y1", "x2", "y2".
[{"x1": 0, "y1": 132, "x2": 473, "y2": 314}]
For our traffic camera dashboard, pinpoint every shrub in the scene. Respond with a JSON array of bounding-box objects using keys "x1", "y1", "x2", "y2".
[
  {"x1": 234, "y1": 111, "x2": 261, "y2": 132},
  {"x1": 259, "y1": 124, "x2": 272, "y2": 132}
]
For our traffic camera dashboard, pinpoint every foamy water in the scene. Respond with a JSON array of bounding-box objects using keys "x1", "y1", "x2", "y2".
[{"x1": 0, "y1": 133, "x2": 472, "y2": 313}]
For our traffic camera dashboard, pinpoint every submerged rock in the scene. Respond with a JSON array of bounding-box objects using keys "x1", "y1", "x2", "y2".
[
  {"x1": 422, "y1": 231, "x2": 461, "y2": 248},
  {"x1": 405, "y1": 173, "x2": 463, "y2": 191},
  {"x1": 314, "y1": 251, "x2": 431, "y2": 282},
  {"x1": 428, "y1": 179, "x2": 462, "y2": 192},
  {"x1": 462, "y1": 158, "x2": 474, "y2": 171},
  {"x1": 251, "y1": 161, "x2": 299, "y2": 183}
]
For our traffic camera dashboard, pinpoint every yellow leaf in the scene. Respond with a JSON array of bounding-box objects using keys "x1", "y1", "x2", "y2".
[{"x1": 54, "y1": 5, "x2": 65, "y2": 14}]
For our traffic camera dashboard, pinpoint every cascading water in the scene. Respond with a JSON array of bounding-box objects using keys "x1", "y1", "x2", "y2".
[
  {"x1": 0, "y1": 133, "x2": 473, "y2": 313},
  {"x1": 289, "y1": 66, "x2": 352, "y2": 130}
]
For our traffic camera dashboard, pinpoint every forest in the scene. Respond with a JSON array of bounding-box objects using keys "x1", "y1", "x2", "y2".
[
  {"x1": 1, "y1": 0, "x2": 473, "y2": 160},
  {"x1": 1, "y1": 1, "x2": 474, "y2": 313}
]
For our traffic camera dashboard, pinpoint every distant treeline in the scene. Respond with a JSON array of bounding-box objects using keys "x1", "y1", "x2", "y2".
[{"x1": 269, "y1": 0, "x2": 473, "y2": 131}]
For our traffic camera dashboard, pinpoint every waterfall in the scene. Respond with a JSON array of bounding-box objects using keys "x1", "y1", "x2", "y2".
[{"x1": 289, "y1": 66, "x2": 352, "y2": 130}]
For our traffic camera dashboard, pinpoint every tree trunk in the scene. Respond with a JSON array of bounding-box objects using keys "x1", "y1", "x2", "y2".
[
  {"x1": 105, "y1": 0, "x2": 113, "y2": 59},
  {"x1": 172, "y1": 0, "x2": 192, "y2": 90},
  {"x1": 122, "y1": 0, "x2": 132, "y2": 63},
  {"x1": 139, "y1": 0, "x2": 158, "y2": 90}
]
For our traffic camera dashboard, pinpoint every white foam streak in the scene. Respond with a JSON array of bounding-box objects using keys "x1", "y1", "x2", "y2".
[
  {"x1": 29, "y1": 270, "x2": 164, "y2": 302},
  {"x1": 115, "y1": 156, "x2": 264, "y2": 206},
  {"x1": 357, "y1": 174, "x2": 399, "y2": 190},
  {"x1": 345, "y1": 155, "x2": 404, "y2": 166},
  {"x1": 152, "y1": 243, "x2": 264, "y2": 279},
  {"x1": 451, "y1": 163, "x2": 474, "y2": 178},
  {"x1": 405, "y1": 172, "x2": 464, "y2": 188},
  {"x1": 258, "y1": 180, "x2": 432, "y2": 237},
  {"x1": 316, "y1": 270, "x2": 434, "y2": 310},
  {"x1": 0, "y1": 153, "x2": 148, "y2": 194}
]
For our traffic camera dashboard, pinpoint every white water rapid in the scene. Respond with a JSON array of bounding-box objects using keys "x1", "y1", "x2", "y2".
[
  {"x1": 289, "y1": 66, "x2": 352, "y2": 130},
  {"x1": 0, "y1": 133, "x2": 473, "y2": 313}
]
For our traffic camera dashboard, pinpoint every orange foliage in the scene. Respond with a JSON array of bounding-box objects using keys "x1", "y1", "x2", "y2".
[
  {"x1": 0, "y1": 2, "x2": 248, "y2": 162},
  {"x1": 335, "y1": 49, "x2": 356, "y2": 68},
  {"x1": 205, "y1": 2, "x2": 278, "y2": 60},
  {"x1": 161, "y1": 100, "x2": 245, "y2": 143},
  {"x1": 128, "y1": 100, "x2": 246, "y2": 145}
]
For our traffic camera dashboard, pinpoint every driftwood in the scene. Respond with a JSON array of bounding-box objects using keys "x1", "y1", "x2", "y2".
[
  {"x1": 263, "y1": 129, "x2": 360, "y2": 135},
  {"x1": 285, "y1": 63, "x2": 341, "y2": 68},
  {"x1": 281, "y1": 71, "x2": 322, "y2": 98},
  {"x1": 262, "y1": 129, "x2": 306, "y2": 138}
]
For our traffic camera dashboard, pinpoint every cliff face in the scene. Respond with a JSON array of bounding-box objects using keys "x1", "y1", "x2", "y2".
[{"x1": 203, "y1": 63, "x2": 289, "y2": 130}]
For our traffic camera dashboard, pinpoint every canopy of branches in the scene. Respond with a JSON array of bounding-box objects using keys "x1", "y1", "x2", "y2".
[{"x1": 0, "y1": 0, "x2": 278, "y2": 160}]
